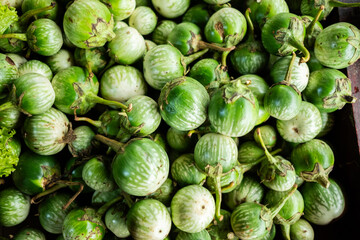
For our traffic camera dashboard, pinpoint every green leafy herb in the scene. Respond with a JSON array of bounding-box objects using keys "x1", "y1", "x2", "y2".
[{"x1": 0, "y1": 127, "x2": 19, "y2": 177}]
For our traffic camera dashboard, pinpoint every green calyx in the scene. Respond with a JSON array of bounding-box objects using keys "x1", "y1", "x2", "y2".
[
  {"x1": 300, "y1": 162, "x2": 333, "y2": 188},
  {"x1": 346, "y1": 25, "x2": 360, "y2": 66},
  {"x1": 274, "y1": 17, "x2": 310, "y2": 63},
  {"x1": 84, "y1": 16, "x2": 116, "y2": 49},
  {"x1": 322, "y1": 77, "x2": 357, "y2": 110},
  {"x1": 222, "y1": 80, "x2": 257, "y2": 107}
]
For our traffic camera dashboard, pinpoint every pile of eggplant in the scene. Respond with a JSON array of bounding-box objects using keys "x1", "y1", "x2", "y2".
[{"x1": 0, "y1": 0, "x2": 359, "y2": 239}]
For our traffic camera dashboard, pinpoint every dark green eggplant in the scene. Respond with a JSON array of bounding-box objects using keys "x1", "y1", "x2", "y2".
[
  {"x1": 12, "y1": 151, "x2": 60, "y2": 195},
  {"x1": 303, "y1": 68, "x2": 356, "y2": 112},
  {"x1": 105, "y1": 203, "x2": 130, "y2": 238},
  {"x1": 0, "y1": 187, "x2": 30, "y2": 227},
  {"x1": 92, "y1": 188, "x2": 122, "y2": 207},
  {"x1": 182, "y1": 4, "x2": 210, "y2": 29},
  {"x1": 159, "y1": 76, "x2": 210, "y2": 131},
  {"x1": 230, "y1": 8, "x2": 269, "y2": 75},
  {"x1": 238, "y1": 141, "x2": 264, "y2": 164},
  {"x1": 291, "y1": 139, "x2": 334, "y2": 188},
  {"x1": 261, "y1": 13, "x2": 310, "y2": 62},
  {"x1": 64, "y1": 157, "x2": 93, "y2": 193},
  {"x1": 247, "y1": 0, "x2": 289, "y2": 29},
  {"x1": 314, "y1": 22, "x2": 360, "y2": 69},
  {"x1": 301, "y1": 178, "x2": 345, "y2": 225},
  {"x1": 38, "y1": 192, "x2": 78, "y2": 234},
  {"x1": 148, "y1": 178, "x2": 174, "y2": 206},
  {"x1": 317, "y1": 112, "x2": 334, "y2": 137},
  {"x1": 307, "y1": 50, "x2": 324, "y2": 72},
  {"x1": 166, "y1": 127, "x2": 196, "y2": 152}
]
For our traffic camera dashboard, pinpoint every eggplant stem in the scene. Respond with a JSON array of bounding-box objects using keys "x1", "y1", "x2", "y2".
[
  {"x1": 288, "y1": 37, "x2": 310, "y2": 63},
  {"x1": 96, "y1": 196, "x2": 123, "y2": 217},
  {"x1": 86, "y1": 93, "x2": 130, "y2": 111},
  {"x1": 0, "y1": 33, "x2": 27, "y2": 41},
  {"x1": 284, "y1": 52, "x2": 297, "y2": 84},
  {"x1": 255, "y1": 128, "x2": 277, "y2": 165},
  {"x1": 197, "y1": 41, "x2": 235, "y2": 52},
  {"x1": 221, "y1": 50, "x2": 231, "y2": 67},
  {"x1": 245, "y1": 8, "x2": 255, "y2": 42},
  {"x1": 31, "y1": 183, "x2": 67, "y2": 204},
  {"x1": 306, "y1": 5, "x2": 324, "y2": 39},
  {"x1": 94, "y1": 134, "x2": 124, "y2": 153},
  {"x1": 182, "y1": 48, "x2": 209, "y2": 66},
  {"x1": 19, "y1": 2, "x2": 56, "y2": 26},
  {"x1": 207, "y1": 164, "x2": 224, "y2": 222},
  {"x1": 122, "y1": 192, "x2": 134, "y2": 208},
  {"x1": 61, "y1": 181, "x2": 84, "y2": 210},
  {"x1": 74, "y1": 115, "x2": 102, "y2": 128},
  {"x1": 240, "y1": 148, "x2": 282, "y2": 173},
  {"x1": 269, "y1": 184, "x2": 298, "y2": 219},
  {"x1": 329, "y1": 0, "x2": 360, "y2": 7},
  {"x1": 280, "y1": 223, "x2": 291, "y2": 240},
  {"x1": 98, "y1": 58, "x2": 115, "y2": 77}
]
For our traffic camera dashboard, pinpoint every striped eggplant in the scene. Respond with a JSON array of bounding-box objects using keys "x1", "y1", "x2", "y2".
[
  {"x1": 314, "y1": 22, "x2": 360, "y2": 69},
  {"x1": 100, "y1": 65, "x2": 147, "y2": 103},
  {"x1": 108, "y1": 26, "x2": 146, "y2": 65},
  {"x1": 277, "y1": 101, "x2": 322, "y2": 143},
  {"x1": 270, "y1": 56, "x2": 310, "y2": 92},
  {"x1": 13, "y1": 228, "x2": 45, "y2": 240},
  {"x1": 18, "y1": 60, "x2": 52, "y2": 81},
  {"x1": 231, "y1": 184, "x2": 297, "y2": 240},
  {"x1": 12, "y1": 151, "x2": 60, "y2": 195},
  {"x1": 261, "y1": 13, "x2": 310, "y2": 62},
  {"x1": 64, "y1": 157, "x2": 94, "y2": 194},
  {"x1": 171, "y1": 153, "x2": 207, "y2": 187},
  {"x1": 63, "y1": 0, "x2": 115, "y2": 49},
  {"x1": 176, "y1": 230, "x2": 211, "y2": 240},
  {"x1": 38, "y1": 192, "x2": 78, "y2": 234},
  {"x1": 238, "y1": 141, "x2": 265, "y2": 164},
  {"x1": 171, "y1": 185, "x2": 215, "y2": 233},
  {"x1": 208, "y1": 79, "x2": 259, "y2": 137},
  {"x1": 291, "y1": 139, "x2": 334, "y2": 188},
  {"x1": 46, "y1": 49, "x2": 75, "y2": 74},
  {"x1": 302, "y1": 178, "x2": 345, "y2": 225},
  {"x1": 0, "y1": 53, "x2": 18, "y2": 94},
  {"x1": 22, "y1": 108, "x2": 70, "y2": 155},
  {"x1": 74, "y1": 47, "x2": 108, "y2": 76},
  {"x1": 205, "y1": 7, "x2": 247, "y2": 66},
  {"x1": 143, "y1": 44, "x2": 207, "y2": 90},
  {"x1": 256, "y1": 128, "x2": 296, "y2": 191},
  {"x1": 105, "y1": 203, "x2": 130, "y2": 238},
  {"x1": 68, "y1": 125, "x2": 95, "y2": 157},
  {"x1": 101, "y1": 0, "x2": 136, "y2": 21},
  {"x1": 151, "y1": 20, "x2": 177, "y2": 45},
  {"x1": 152, "y1": 0, "x2": 190, "y2": 19},
  {"x1": 118, "y1": 95, "x2": 161, "y2": 141},
  {"x1": 82, "y1": 156, "x2": 116, "y2": 192},
  {"x1": 148, "y1": 178, "x2": 174, "y2": 206},
  {"x1": 224, "y1": 174, "x2": 265, "y2": 211},
  {"x1": 0, "y1": 187, "x2": 30, "y2": 227},
  {"x1": 0, "y1": 98, "x2": 22, "y2": 129},
  {"x1": 264, "y1": 189, "x2": 304, "y2": 240},
  {"x1": 290, "y1": 218, "x2": 314, "y2": 240},
  {"x1": 303, "y1": 68, "x2": 356, "y2": 112},
  {"x1": 127, "y1": 199, "x2": 171, "y2": 240},
  {"x1": 6, "y1": 53, "x2": 27, "y2": 68},
  {"x1": 159, "y1": 76, "x2": 210, "y2": 131},
  {"x1": 95, "y1": 135, "x2": 169, "y2": 196},
  {"x1": 62, "y1": 207, "x2": 106, "y2": 240},
  {"x1": 15, "y1": 73, "x2": 55, "y2": 115},
  {"x1": 129, "y1": 6, "x2": 157, "y2": 35}
]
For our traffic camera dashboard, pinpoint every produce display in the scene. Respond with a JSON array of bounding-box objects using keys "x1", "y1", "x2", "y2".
[{"x1": 1, "y1": 0, "x2": 360, "y2": 239}]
